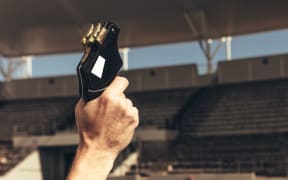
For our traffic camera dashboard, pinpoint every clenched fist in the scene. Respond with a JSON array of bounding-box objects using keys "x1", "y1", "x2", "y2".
[{"x1": 67, "y1": 77, "x2": 139, "y2": 180}]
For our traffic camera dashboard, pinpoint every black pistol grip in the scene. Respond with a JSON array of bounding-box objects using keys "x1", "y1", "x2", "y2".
[{"x1": 77, "y1": 21, "x2": 123, "y2": 102}]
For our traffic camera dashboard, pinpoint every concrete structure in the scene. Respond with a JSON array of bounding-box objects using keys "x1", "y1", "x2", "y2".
[
  {"x1": 218, "y1": 54, "x2": 288, "y2": 84},
  {"x1": 6, "y1": 53, "x2": 288, "y2": 179},
  {"x1": 107, "y1": 173, "x2": 255, "y2": 180},
  {"x1": 1, "y1": 53, "x2": 288, "y2": 101},
  {"x1": 2, "y1": 53, "x2": 288, "y2": 100},
  {"x1": 0, "y1": 64, "x2": 198, "y2": 100}
]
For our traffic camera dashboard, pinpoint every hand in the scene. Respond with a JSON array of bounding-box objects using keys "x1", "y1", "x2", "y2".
[
  {"x1": 76, "y1": 76, "x2": 139, "y2": 154},
  {"x1": 67, "y1": 76, "x2": 139, "y2": 180}
]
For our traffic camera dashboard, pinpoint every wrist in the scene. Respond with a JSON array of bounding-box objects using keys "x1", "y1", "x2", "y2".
[
  {"x1": 67, "y1": 143, "x2": 117, "y2": 180},
  {"x1": 78, "y1": 131, "x2": 120, "y2": 157},
  {"x1": 77, "y1": 142, "x2": 118, "y2": 162}
]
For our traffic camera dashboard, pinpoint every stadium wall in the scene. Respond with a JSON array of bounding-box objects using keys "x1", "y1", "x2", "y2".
[
  {"x1": 0, "y1": 64, "x2": 198, "y2": 100},
  {"x1": 120, "y1": 64, "x2": 198, "y2": 91},
  {"x1": 1, "y1": 53, "x2": 288, "y2": 100},
  {"x1": 0, "y1": 75, "x2": 78, "y2": 100},
  {"x1": 218, "y1": 53, "x2": 288, "y2": 84},
  {"x1": 107, "y1": 173, "x2": 255, "y2": 180}
]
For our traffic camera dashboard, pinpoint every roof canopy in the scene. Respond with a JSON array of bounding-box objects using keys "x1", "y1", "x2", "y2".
[{"x1": 1, "y1": 0, "x2": 288, "y2": 57}]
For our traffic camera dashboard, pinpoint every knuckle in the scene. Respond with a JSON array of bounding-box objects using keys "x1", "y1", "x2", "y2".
[
  {"x1": 134, "y1": 108, "x2": 140, "y2": 126},
  {"x1": 98, "y1": 96, "x2": 107, "y2": 105},
  {"x1": 118, "y1": 76, "x2": 129, "y2": 86},
  {"x1": 132, "y1": 117, "x2": 140, "y2": 128},
  {"x1": 127, "y1": 107, "x2": 139, "y2": 126},
  {"x1": 126, "y1": 99, "x2": 133, "y2": 107},
  {"x1": 132, "y1": 106, "x2": 139, "y2": 115},
  {"x1": 100, "y1": 93, "x2": 115, "y2": 104},
  {"x1": 135, "y1": 119, "x2": 140, "y2": 128},
  {"x1": 119, "y1": 99, "x2": 128, "y2": 111}
]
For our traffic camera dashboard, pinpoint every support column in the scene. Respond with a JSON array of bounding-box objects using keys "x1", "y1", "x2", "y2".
[
  {"x1": 199, "y1": 38, "x2": 223, "y2": 74},
  {"x1": 225, "y1": 36, "x2": 232, "y2": 61},
  {"x1": 0, "y1": 56, "x2": 33, "y2": 81},
  {"x1": 21, "y1": 56, "x2": 33, "y2": 78},
  {"x1": 184, "y1": 11, "x2": 233, "y2": 74},
  {"x1": 206, "y1": 39, "x2": 213, "y2": 74},
  {"x1": 120, "y1": 48, "x2": 129, "y2": 71}
]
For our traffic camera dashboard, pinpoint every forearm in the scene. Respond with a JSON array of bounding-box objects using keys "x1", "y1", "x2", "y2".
[
  {"x1": 67, "y1": 144, "x2": 117, "y2": 180},
  {"x1": 68, "y1": 77, "x2": 139, "y2": 180}
]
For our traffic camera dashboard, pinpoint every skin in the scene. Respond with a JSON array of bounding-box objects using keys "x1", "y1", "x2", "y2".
[{"x1": 67, "y1": 76, "x2": 139, "y2": 180}]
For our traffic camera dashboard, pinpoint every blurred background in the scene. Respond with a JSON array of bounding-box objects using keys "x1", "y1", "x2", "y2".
[{"x1": 1, "y1": 0, "x2": 288, "y2": 179}]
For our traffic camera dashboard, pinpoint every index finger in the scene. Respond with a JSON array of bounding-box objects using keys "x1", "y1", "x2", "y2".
[{"x1": 104, "y1": 76, "x2": 129, "y2": 95}]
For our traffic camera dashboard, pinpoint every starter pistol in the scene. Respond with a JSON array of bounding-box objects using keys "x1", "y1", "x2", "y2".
[{"x1": 77, "y1": 21, "x2": 123, "y2": 102}]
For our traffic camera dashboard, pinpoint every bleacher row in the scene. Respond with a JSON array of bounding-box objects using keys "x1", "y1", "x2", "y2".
[
  {"x1": 1, "y1": 53, "x2": 288, "y2": 176},
  {"x1": 0, "y1": 98, "x2": 77, "y2": 175},
  {"x1": 177, "y1": 79, "x2": 288, "y2": 136},
  {"x1": 129, "y1": 88, "x2": 199, "y2": 129},
  {"x1": 0, "y1": 97, "x2": 77, "y2": 140},
  {"x1": 138, "y1": 133, "x2": 288, "y2": 176},
  {"x1": 131, "y1": 78, "x2": 288, "y2": 176},
  {"x1": 0, "y1": 89, "x2": 197, "y2": 140}
]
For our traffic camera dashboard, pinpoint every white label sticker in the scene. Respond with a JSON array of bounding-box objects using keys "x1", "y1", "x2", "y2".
[{"x1": 91, "y1": 56, "x2": 106, "y2": 79}]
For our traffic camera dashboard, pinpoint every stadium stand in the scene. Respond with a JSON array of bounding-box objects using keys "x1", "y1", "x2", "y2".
[
  {"x1": 0, "y1": 97, "x2": 77, "y2": 140},
  {"x1": 134, "y1": 78, "x2": 288, "y2": 177},
  {"x1": 128, "y1": 88, "x2": 199, "y2": 129},
  {"x1": 138, "y1": 133, "x2": 288, "y2": 176},
  {"x1": 2, "y1": 55, "x2": 288, "y2": 178},
  {"x1": 177, "y1": 79, "x2": 288, "y2": 136}
]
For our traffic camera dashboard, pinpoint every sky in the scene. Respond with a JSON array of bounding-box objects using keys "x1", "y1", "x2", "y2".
[{"x1": 11, "y1": 28, "x2": 288, "y2": 78}]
